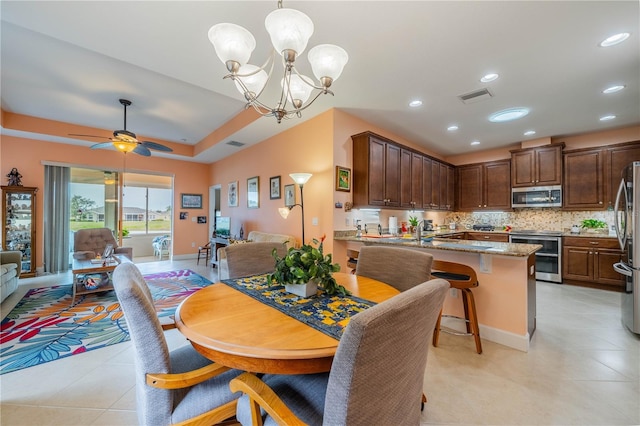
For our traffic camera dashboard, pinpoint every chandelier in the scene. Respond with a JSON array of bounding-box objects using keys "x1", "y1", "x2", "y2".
[{"x1": 208, "y1": 1, "x2": 348, "y2": 123}]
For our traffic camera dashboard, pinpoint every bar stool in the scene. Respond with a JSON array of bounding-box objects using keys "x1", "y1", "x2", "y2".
[
  {"x1": 197, "y1": 242, "x2": 211, "y2": 266},
  {"x1": 346, "y1": 249, "x2": 359, "y2": 274},
  {"x1": 431, "y1": 260, "x2": 482, "y2": 354}
]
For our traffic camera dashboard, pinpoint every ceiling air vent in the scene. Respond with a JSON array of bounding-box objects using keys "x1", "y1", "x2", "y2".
[
  {"x1": 458, "y1": 88, "x2": 493, "y2": 104},
  {"x1": 226, "y1": 140, "x2": 245, "y2": 147}
]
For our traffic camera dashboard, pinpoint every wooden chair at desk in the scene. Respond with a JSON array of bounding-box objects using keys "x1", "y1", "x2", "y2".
[
  {"x1": 431, "y1": 259, "x2": 482, "y2": 354},
  {"x1": 230, "y1": 278, "x2": 450, "y2": 426}
]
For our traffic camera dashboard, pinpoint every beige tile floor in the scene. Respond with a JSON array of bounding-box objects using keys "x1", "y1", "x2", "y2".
[{"x1": 1, "y1": 257, "x2": 639, "y2": 425}]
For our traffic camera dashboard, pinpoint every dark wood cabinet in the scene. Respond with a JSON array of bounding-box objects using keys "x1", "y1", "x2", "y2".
[
  {"x1": 457, "y1": 160, "x2": 511, "y2": 211},
  {"x1": 465, "y1": 232, "x2": 510, "y2": 242},
  {"x1": 511, "y1": 144, "x2": 563, "y2": 187},
  {"x1": 563, "y1": 141, "x2": 640, "y2": 210},
  {"x1": 563, "y1": 148, "x2": 605, "y2": 209},
  {"x1": 562, "y1": 236, "x2": 624, "y2": 290},
  {"x1": 352, "y1": 132, "x2": 400, "y2": 207},
  {"x1": 352, "y1": 131, "x2": 454, "y2": 211}
]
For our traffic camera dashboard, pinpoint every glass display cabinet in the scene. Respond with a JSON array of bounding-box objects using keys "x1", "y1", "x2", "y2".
[{"x1": 2, "y1": 186, "x2": 37, "y2": 277}]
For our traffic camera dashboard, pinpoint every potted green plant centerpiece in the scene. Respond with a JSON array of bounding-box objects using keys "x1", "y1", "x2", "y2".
[{"x1": 268, "y1": 236, "x2": 349, "y2": 297}]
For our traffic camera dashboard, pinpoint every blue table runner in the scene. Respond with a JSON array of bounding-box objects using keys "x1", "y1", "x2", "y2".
[{"x1": 221, "y1": 274, "x2": 376, "y2": 340}]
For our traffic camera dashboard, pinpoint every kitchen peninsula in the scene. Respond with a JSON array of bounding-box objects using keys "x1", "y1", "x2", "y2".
[{"x1": 333, "y1": 233, "x2": 541, "y2": 352}]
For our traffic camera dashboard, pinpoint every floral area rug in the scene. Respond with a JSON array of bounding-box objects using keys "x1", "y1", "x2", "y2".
[{"x1": 0, "y1": 269, "x2": 213, "y2": 375}]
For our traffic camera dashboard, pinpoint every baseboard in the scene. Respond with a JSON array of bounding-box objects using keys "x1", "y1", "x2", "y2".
[{"x1": 439, "y1": 317, "x2": 530, "y2": 352}]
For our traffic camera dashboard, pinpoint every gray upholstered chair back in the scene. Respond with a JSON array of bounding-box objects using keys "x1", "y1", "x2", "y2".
[
  {"x1": 73, "y1": 228, "x2": 133, "y2": 260},
  {"x1": 113, "y1": 263, "x2": 173, "y2": 425},
  {"x1": 355, "y1": 246, "x2": 434, "y2": 292},
  {"x1": 224, "y1": 241, "x2": 288, "y2": 279},
  {"x1": 323, "y1": 278, "x2": 449, "y2": 425}
]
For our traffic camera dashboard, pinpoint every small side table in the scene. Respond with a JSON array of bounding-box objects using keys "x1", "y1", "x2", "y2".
[{"x1": 71, "y1": 255, "x2": 130, "y2": 305}]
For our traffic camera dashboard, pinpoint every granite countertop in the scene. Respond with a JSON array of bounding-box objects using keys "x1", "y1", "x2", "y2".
[{"x1": 334, "y1": 234, "x2": 540, "y2": 257}]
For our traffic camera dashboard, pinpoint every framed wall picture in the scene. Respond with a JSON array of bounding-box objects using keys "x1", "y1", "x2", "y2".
[
  {"x1": 179, "y1": 211, "x2": 188, "y2": 220},
  {"x1": 336, "y1": 166, "x2": 351, "y2": 192},
  {"x1": 247, "y1": 176, "x2": 259, "y2": 208},
  {"x1": 284, "y1": 184, "x2": 296, "y2": 207},
  {"x1": 228, "y1": 181, "x2": 238, "y2": 207},
  {"x1": 270, "y1": 175, "x2": 281, "y2": 199},
  {"x1": 197, "y1": 216, "x2": 207, "y2": 224},
  {"x1": 181, "y1": 193, "x2": 203, "y2": 209}
]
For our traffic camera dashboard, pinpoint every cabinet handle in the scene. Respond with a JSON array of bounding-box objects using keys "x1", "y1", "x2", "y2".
[
  {"x1": 589, "y1": 241, "x2": 599, "y2": 245},
  {"x1": 478, "y1": 205, "x2": 482, "y2": 207},
  {"x1": 599, "y1": 201, "x2": 603, "y2": 204},
  {"x1": 484, "y1": 236, "x2": 490, "y2": 239}
]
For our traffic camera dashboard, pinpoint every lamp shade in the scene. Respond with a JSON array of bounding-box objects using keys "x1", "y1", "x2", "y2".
[
  {"x1": 308, "y1": 44, "x2": 349, "y2": 82},
  {"x1": 235, "y1": 64, "x2": 269, "y2": 97},
  {"x1": 208, "y1": 23, "x2": 256, "y2": 66},
  {"x1": 290, "y1": 173, "x2": 312, "y2": 185},
  {"x1": 278, "y1": 207, "x2": 291, "y2": 219},
  {"x1": 265, "y1": 8, "x2": 314, "y2": 55},
  {"x1": 283, "y1": 74, "x2": 314, "y2": 104}
]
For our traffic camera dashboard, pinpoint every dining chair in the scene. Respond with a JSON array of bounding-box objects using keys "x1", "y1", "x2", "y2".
[
  {"x1": 230, "y1": 278, "x2": 450, "y2": 426},
  {"x1": 197, "y1": 242, "x2": 211, "y2": 266},
  {"x1": 112, "y1": 263, "x2": 241, "y2": 426},
  {"x1": 355, "y1": 245, "x2": 434, "y2": 292},
  {"x1": 224, "y1": 241, "x2": 288, "y2": 280}
]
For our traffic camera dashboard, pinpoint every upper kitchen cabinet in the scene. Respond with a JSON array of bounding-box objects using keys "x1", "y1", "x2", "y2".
[
  {"x1": 564, "y1": 140, "x2": 640, "y2": 210},
  {"x1": 427, "y1": 160, "x2": 454, "y2": 211},
  {"x1": 400, "y1": 149, "x2": 423, "y2": 209},
  {"x1": 563, "y1": 147, "x2": 605, "y2": 210},
  {"x1": 457, "y1": 160, "x2": 511, "y2": 211},
  {"x1": 352, "y1": 132, "x2": 401, "y2": 208},
  {"x1": 510, "y1": 144, "x2": 564, "y2": 187}
]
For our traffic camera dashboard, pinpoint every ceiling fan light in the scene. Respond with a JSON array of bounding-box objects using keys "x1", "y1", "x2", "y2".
[
  {"x1": 265, "y1": 8, "x2": 314, "y2": 56},
  {"x1": 234, "y1": 64, "x2": 269, "y2": 97},
  {"x1": 208, "y1": 23, "x2": 256, "y2": 67},
  {"x1": 114, "y1": 141, "x2": 137, "y2": 153},
  {"x1": 283, "y1": 74, "x2": 314, "y2": 105},
  {"x1": 308, "y1": 44, "x2": 349, "y2": 84}
]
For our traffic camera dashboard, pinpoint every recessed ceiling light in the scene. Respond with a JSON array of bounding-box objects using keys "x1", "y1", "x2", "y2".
[
  {"x1": 600, "y1": 32, "x2": 630, "y2": 47},
  {"x1": 600, "y1": 115, "x2": 616, "y2": 121},
  {"x1": 470, "y1": 141, "x2": 480, "y2": 146},
  {"x1": 447, "y1": 125, "x2": 459, "y2": 131},
  {"x1": 603, "y1": 85, "x2": 625, "y2": 94},
  {"x1": 409, "y1": 100, "x2": 423, "y2": 107},
  {"x1": 480, "y1": 73, "x2": 499, "y2": 83},
  {"x1": 524, "y1": 130, "x2": 536, "y2": 136},
  {"x1": 489, "y1": 107, "x2": 530, "y2": 123}
]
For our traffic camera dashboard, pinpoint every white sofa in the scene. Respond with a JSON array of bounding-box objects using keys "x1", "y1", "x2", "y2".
[
  {"x1": 217, "y1": 231, "x2": 296, "y2": 280},
  {"x1": 1, "y1": 251, "x2": 22, "y2": 303}
]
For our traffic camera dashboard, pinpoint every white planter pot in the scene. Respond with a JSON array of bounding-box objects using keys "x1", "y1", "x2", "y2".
[{"x1": 285, "y1": 280, "x2": 318, "y2": 297}]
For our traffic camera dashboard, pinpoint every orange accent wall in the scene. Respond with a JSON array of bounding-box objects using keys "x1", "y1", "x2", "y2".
[{"x1": 1, "y1": 135, "x2": 210, "y2": 270}]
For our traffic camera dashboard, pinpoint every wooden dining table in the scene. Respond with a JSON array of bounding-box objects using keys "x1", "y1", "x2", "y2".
[{"x1": 174, "y1": 272, "x2": 399, "y2": 374}]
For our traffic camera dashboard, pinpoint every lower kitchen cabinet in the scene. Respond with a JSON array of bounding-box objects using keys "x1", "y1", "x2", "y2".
[
  {"x1": 562, "y1": 236, "x2": 624, "y2": 290},
  {"x1": 465, "y1": 232, "x2": 509, "y2": 242}
]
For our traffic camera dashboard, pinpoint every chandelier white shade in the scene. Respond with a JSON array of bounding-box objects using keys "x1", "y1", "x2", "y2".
[{"x1": 208, "y1": 1, "x2": 348, "y2": 123}]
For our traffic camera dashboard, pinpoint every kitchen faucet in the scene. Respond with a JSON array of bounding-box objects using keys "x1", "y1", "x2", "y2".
[{"x1": 415, "y1": 220, "x2": 424, "y2": 241}]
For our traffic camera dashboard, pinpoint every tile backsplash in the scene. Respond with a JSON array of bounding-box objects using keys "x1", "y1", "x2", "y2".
[{"x1": 344, "y1": 208, "x2": 615, "y2": 233}]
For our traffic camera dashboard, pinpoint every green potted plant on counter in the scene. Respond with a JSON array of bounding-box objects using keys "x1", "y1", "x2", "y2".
[
  {"x1": 581, "y1": 219, "x2": 607, "y2": 233},
  {"x1": 268, "y1": 235, "x2": 349, "y2": 297}
]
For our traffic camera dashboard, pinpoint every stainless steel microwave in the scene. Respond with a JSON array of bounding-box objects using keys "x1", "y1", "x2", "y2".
[{"x1": 512, "y1": 185, "x2": 562, "y2": 208}]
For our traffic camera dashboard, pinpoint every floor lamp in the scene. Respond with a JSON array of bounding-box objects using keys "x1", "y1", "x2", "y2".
[{"x1": 279, "y1": 173, "x2": 312, "y2": 245}]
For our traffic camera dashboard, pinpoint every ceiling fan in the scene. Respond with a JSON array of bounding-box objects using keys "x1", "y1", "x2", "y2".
[{"x1": 70, "y1": 99, "x2": 173, "y2": 157}]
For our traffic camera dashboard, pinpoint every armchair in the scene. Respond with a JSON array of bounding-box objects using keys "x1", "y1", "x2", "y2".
[{"x1": 73, "y1": 228, "x2": 133, "y2": 260}]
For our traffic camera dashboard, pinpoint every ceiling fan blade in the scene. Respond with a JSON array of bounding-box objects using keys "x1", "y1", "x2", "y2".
[
  {"x1": 141, "y1": 141, "x2": 173, "y2": 152},
  {"x1": 70, "y1": 133, "x2": 110, "y2": 139},
  {"x1": 90, "y1": 142, "x2": 115, "y2": 150},
  {"x1": 133, "y1": 144, "x2": 152, "y2": 156}
]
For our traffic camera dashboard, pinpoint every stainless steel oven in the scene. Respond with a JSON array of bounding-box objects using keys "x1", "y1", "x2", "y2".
[{"x1": 509, "y1": 230, "x2": 562, "y2": 283}]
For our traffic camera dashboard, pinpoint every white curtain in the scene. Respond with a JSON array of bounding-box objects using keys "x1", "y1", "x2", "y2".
[{"x1": 44, "y1": 165, "x2": 70, "y2": 273}]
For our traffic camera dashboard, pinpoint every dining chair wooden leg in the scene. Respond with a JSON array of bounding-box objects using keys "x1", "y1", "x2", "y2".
[
  {"x1": 432, "y1": 309, "x2": 443, "y2": 347},
  {"x1": 421, "y1": 392, "x2": 427, "y2": 411}
]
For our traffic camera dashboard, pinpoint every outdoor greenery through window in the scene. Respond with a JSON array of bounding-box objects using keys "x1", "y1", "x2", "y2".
[{"x1": 70, "y1": 168, "x2": 172, "y2": 235}]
